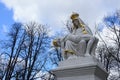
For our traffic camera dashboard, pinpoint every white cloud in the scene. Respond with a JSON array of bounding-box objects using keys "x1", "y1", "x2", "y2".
[
  {"x1": 2, "y1": 25, "x2": 8, "y2": 33},
  {"x1": 1, "y1": 0, "x2": 120, "y2": 32},
  {"x1": 97, "y1": 26, "x2": 117, "y2": 46},
  {"x1": 0, "y1": 25, "x2": 8, "y2": 37}
]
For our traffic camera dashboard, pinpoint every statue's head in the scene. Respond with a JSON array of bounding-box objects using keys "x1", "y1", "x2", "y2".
[
  {"x1": 70, "y1": 12, "x2": 79, "y2": 20},
  {"x1": 70, "y1": 13, "x2": 80, "y2": 28}
]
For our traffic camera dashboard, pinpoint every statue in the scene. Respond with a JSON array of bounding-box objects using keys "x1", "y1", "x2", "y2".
[{"x1": 53, "y1": 13, "x2": 99, "y2": 60}]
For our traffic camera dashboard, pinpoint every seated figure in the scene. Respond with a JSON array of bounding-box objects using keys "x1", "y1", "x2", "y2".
[{"x1": 53, "y1": 13, "x2": 99, "y2": 60}]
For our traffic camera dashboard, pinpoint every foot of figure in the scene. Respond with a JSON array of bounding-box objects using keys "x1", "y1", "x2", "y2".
[
  {"x1": 68, "y1": 54, "x2": 77, "y2": 59},
  {"x1": 85, "y1": 53, "x2": 91, "y2": 57}
]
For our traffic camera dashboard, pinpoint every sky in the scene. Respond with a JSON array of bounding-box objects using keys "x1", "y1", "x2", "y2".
[
  {"x1": 0, "y1": 0, "x2": 120, "y2": 39},
  {"x1": 0, "y1": 2, "x2": 14, "y2": 39}
]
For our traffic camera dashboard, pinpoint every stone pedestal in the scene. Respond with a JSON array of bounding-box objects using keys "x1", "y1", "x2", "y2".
[{"x1": 52, "y1": 56, "x2": 108, "y2": 80}]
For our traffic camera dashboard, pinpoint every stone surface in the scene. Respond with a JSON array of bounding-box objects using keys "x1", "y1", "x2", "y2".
[{"x1": 52, "y1": 56, "x2": 108, "y2": 80}]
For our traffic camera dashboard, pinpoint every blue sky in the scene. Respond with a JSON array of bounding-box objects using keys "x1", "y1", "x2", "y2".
[
  {"x1": 0, "y1": 0, "x2": 120, "y2": 39},
  {"x1": 0, "y1": 2, "x2": 14, "y2": 39}
]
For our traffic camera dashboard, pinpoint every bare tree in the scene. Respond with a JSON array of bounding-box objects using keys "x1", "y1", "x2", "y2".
[
  {"x1": 0, "y1": 22, "x2": 51, "y2": 80},
  {"x1": 96, "y1": 10, "x2": 120, "y2": 80}
]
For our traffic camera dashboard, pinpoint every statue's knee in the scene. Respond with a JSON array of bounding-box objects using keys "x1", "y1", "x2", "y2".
[
  {"x1": 91, "y1": 36, "x2": 96, "y2": 41},
  {"x1": 66, "y1": 40, "x2": 71, "y2": 44},
  {"x1": 95, "y1": 37, "x2": 99, "y2": 42},
  {"x1": 92, "y1": 37, "x2": 99, "y2": 43},
  {"x1": 80, "y1": 40, "x2": 86, "y2": 43}
]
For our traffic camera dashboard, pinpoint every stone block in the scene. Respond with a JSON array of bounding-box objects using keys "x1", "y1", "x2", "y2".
[{"x1": 52, "y1": 56, "x2": 108, "y2": 80}]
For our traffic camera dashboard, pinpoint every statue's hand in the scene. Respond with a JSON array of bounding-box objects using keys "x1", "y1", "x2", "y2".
[
  {"x1": 62, "y1": 35, "x2": 69, "y2": 42},
  {"x1": 53, "y1": 40, "x2": 59, "y2": 47}
]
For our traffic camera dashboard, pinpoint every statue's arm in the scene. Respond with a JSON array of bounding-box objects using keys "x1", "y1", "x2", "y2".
[{"x1": 63, "y1": 34, "x2": 80, "y2": 43}]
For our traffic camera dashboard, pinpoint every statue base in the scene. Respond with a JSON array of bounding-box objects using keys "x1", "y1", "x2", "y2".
[{"x1": 52, "y1": 56, "x2": 108, "y2": 80}]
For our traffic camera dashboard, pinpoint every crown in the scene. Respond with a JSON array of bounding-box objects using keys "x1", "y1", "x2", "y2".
[{"x1": 70, "y1": 12, "x2": 79, "y2": 20}]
